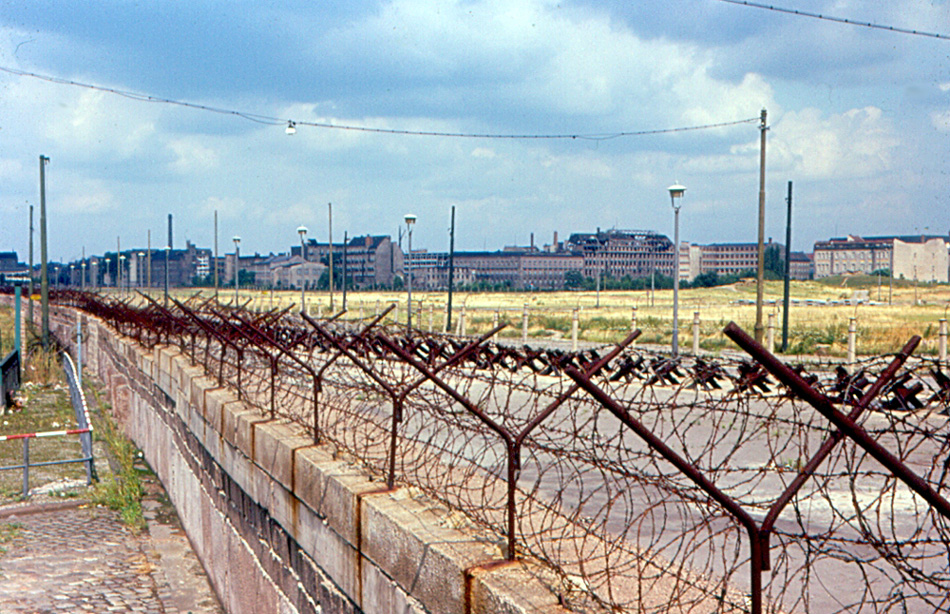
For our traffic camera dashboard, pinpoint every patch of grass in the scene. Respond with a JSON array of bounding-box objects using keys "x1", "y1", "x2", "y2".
[
  {"x1": 89, "y1": 392, "x2": 145, "y2": 532},
  {"x1": 0, "y1": 521, "x2": 22, "y2": 554}
]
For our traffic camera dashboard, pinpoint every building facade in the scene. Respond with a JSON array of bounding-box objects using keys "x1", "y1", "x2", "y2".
[
  {"x1": 813, "y1": 235, "x2": 949, "y2": 282},
  {"x1": 566, "y1": 230, "x2": 676, "y2": 280}
]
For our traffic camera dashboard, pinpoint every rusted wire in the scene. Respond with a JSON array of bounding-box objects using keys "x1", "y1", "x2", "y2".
[{"x1": 50, "y1": 290, "x2": 950, "y2": 613}]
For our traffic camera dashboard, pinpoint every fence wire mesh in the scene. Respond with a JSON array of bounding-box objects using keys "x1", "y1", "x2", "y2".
[{"x1": 51, "y1": 290, "x2": 950, "y2": 613}]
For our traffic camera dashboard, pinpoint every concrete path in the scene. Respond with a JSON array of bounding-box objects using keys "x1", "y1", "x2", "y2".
[{"x1": 0, "y1": 476, "x2": 223, "y2": 613}]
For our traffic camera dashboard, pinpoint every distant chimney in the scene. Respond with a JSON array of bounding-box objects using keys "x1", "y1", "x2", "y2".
[
  {"x1": 530, "y1": 232, "x2": 534, "y2": 249},
  {"x1": 168, "y1": 214, "x2": 173, "y2": 249},
  {"x1": 553, "y1": 231, "x2": 558, "y2": 252}
]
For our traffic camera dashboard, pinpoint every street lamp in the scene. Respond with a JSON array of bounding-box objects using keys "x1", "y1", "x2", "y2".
[
  {"x1": 233, "y1": 236, "x2": 241, "y2": 305},
  {"x1": 668, "y1": 183, "x2": 686, "y2": 356},
  {"x1": 404, "y1": 214, "x2": 417, "y2": 331},
  {"x1": 163, "y1": 245, "x2": 171, "y2": 307},
  {"x1": 137, "y1": 252, "x2": 145, "y2": 288},
  {"x1": 80, "y1": 261, "x2": 86, "y2": 291},
  {"x1": 118, "y1": 254, "x2": 126, "y2": 295},
  {"x1": 297, "y1": 225, "x2": 308, "y2": 313}
]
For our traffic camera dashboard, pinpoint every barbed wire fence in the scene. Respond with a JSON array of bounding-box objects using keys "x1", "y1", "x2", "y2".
[{"x1": 48, "y1": 289, "x2": 950, "y2": 613}]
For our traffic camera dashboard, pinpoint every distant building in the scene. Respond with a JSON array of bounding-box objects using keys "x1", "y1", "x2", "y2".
[
  {"x1": 698, "y1": 241, "x2": 783, "y2": 278},
  {"x1": 295, "y1": 235, "x2": 402, "y2": 289},
  {"x1": 566, "y1": 229, "x2": 676, "y2": 280},
  {"x1": 0, "y1": 252, "x2": 20, "y2": 272},
  {"x1": 66, "y1": 241, "x2": 213, "y2": 289},
  {"x1": 813, "y1": 235, "x2": 949, "y2": 282},
  {"x1": 789, "y1": 252, "x2": 814, "y2": 280}
]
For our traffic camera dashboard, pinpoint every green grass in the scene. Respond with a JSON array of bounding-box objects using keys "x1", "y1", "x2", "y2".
[
  {"x1": 88, "y1": 392, "x2": 145, "y2": 532},
  {"x1": 0, "y1": 521, "x2": 22, "y2": 554}
]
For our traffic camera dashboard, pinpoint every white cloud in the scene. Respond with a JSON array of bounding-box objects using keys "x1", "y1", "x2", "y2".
[
  {"x1": 56, "y1": 182, "x2": 115, "y2": 215},
  {"x1": 931, "y1": 110, "x2": 950, "y2": 133},
  {"x1": 44, "y1": 89, "x2": 158, "y2": 159},
  {"x1": 0, "y1": 158, "x2": 24, "y2": 180},
  {"x1": 767, "y1": 106, "x2": 899, "y2": 179},
  {"x1": 471, "y1": 147, "x2": 496, "y2": 159},
  {"x1": 167, "y1": 138, "x2": 218, "y2": 174}
]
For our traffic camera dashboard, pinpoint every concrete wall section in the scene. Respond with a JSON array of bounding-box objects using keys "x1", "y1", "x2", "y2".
[{"x1": 40, "y1": 304, "x2": 567, "y2": 614}]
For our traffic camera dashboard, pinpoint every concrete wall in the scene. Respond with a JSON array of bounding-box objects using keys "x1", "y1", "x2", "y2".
[{"x1": 40, "y1": 304, "x2": 566, "y2": 614}]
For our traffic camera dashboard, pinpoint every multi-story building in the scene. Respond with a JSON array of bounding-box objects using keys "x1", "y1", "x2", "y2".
[
  {"x1": 408, "y1": 248, "x2": 582, "y2": 290},
  {"x1": 698, "y1": 241, "x2": 783, "y2": 278},
  {"x1": 68, "y1": 241, "x2": 213, "y2": 289},
  {"x1": 813, "y1": 235, "x2": 949, "y2": 282},
  {"x1": 566, "y1": 229, "x2": 676, "y2": 280},
  {"x1": 789, "y1": 252, "x2": 814, "y2": 280},
  {"x1": 295, "y1": 235, "x2": 403, "y2": 289}
]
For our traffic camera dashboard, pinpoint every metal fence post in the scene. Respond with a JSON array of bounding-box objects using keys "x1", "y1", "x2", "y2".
[
  {"x1": 692, "y1": 311, "x2": 700, "y2": 355},
  {"x1": 76, "y1": 318, "x2": 83, "y2": 390},
  {"x1": 492, "y1": 311, "x2": 499, "y2": 342},
  {"x1": 571, "y1": 308, "x2": 579, "y2": 352},
  {"x1": 848, "y1": 317, "x2": 857, "y2": 366},
  {"x1": 521, "y1": 303, "x2": 529, "y2": 344},
  {"x1": 459, "y1": 305, "x2": 467, "y2": 336},
  {"x1": 428, "y1": 303, "x2": 434, "y2": 333},
  {"x1": 22, "y1": 438, "x2": 29, "y2": 498},
  {"x1": 940, "y1": 318, "x2": 947, "y2": 363},
  {"x1": 767, "y1": 312, "x2": 775, "y2": 353}
]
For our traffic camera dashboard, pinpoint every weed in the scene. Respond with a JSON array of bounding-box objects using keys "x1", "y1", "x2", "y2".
[
  {"x1": 89, "y1": 389, "x2": 145, "y2": 532},
  {"x1": 0, "y1": 521, "x2": 22, "y2": 554}
]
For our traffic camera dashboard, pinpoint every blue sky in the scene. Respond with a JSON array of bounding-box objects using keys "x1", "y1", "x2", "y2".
[{"x1": 0, "y1": 0, "x2": 947, "y2": 262}]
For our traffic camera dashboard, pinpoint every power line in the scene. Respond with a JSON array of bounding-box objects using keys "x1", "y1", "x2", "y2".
[
  {"x1": 715, "y1": 0, "x2": 950, "y2": 41},
  {"x1": 0, "y1": 65, "x2": 759, "y2": 140}
]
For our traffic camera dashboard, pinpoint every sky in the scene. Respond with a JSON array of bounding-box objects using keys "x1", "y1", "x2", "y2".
[{"x1": 0, "y1": 0, "x2": 948, "y2": 263}]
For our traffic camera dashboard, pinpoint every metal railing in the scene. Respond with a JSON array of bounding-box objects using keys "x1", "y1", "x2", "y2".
[{"x1": 0, "y1": 352, "x2": 97, "y2": 497}]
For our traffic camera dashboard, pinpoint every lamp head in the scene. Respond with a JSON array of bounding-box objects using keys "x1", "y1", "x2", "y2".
[
  {"x1": 297, "y1": 225, "x2": 308, "y2": 239},
  {"x1": 286, "y1": 121, "x2": 296, "y2": 135},
  {"x1": 668, "y1": 183, "x2": 686, "y2": 200},
  {"x1": 404, "y1": 214, "x2": 417, "y2": 226},
  {"x1": 232, "y1": 236, "x2": 241, "y2": 246}
]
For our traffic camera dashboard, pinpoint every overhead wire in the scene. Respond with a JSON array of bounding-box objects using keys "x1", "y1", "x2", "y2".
[
  {"x1": 0, "y1": 65, "x2": 759, "y2": 140},
  {"x1": 714, "y1": 0, "x2": 950, "y2": 41}
]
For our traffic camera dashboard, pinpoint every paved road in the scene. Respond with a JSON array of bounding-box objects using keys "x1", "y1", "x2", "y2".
[{"x1": 0, "y1": 480, "x2": 222, "y2": 613}]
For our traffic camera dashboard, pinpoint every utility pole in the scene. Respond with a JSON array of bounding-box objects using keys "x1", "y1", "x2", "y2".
[
  {"x1": 781, "y1": 181, "x2": 792, "y2": 352},
  {"x1": 447, "y1": 205, "x2": 456, "y2": 331},
  {"x1": 213, "y1": 210, "x2": 219, "y2": 301},
  {"x1": 39, "y1": 155, "x2": 50, "y2": 349},
  {"x1": 342, "y1": 231, "x2": 348, "y2": 310},
  {"x1": 754, "y1": 109, "x2": 768, "y2": 344},
  {"x1": 147, "y1": 230, "x2": 152, "y2": 291},
  {"x1": 28, "y1": 203, "x2": 34, "y2": 331},
  {"x1": 328, "y1": 203, "x2": 334, "y2": 310}
]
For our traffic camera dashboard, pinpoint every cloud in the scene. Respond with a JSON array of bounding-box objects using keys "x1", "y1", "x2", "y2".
[
  {"x1": 55, "y1": 181, "x2": 115, "y2": 215},
  {"x1": 766, "y1": 106, "x2": 899, "y2": 179},
  {"x1": 932, "y1": 110, "x2": 950, "y2": 133},
  {"x1": 167, "y1": 138, "x2": 218, "y2": 174}
]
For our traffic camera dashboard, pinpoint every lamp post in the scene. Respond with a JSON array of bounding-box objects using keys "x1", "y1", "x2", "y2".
[
  {"x1": 118, "y1": 254, "x2": 126, "y2": 295},
  {"x1": 404, "y1": 214, "x2": 417, "y2": 331},
  {"x1": 297, "y1": 226, "x2": 308, "y2": 313},
  {"x1": 668, "y1": 183, "x2": 686, "y2": 356},
  {"x1": 80, "y1": 261, "x2": 86, "y2": 291},
  {"x1": 233, "y1": 236, "x2": 241, "y2": 305},
  {"x1": 163, "y1": 245, "x2": 170, "y2": 307}
]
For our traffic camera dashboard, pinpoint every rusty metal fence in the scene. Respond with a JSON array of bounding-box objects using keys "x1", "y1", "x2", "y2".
[{"x1": 51, "y1": 289, "x2": 950, "y2": 613}]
